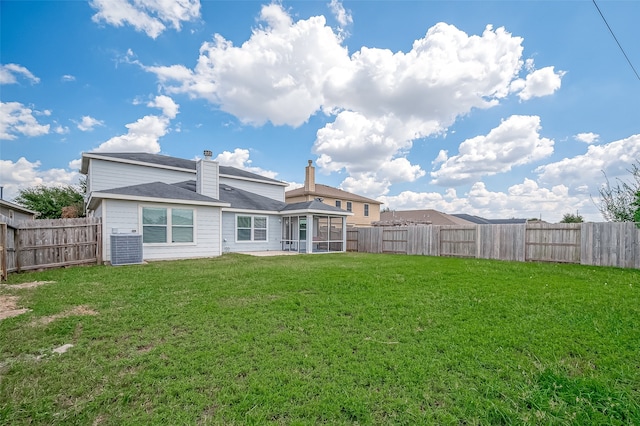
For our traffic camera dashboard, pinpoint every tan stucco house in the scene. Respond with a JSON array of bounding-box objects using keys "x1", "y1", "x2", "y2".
[{"x1": 285, "y1": 161, "x2": 383, "y2": 227}]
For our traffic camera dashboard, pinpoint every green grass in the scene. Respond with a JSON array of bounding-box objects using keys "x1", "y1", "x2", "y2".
[{"x1": 1, "y1": 253, "x2": 639, "y2": 425}]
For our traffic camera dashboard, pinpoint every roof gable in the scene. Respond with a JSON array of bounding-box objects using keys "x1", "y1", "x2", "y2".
[
  {"x1": 0, "y1": 199, "x2": 37, "y2": 215},
  {"x1": 286, "y1": 183, "x2": 382, "y2": 204}
]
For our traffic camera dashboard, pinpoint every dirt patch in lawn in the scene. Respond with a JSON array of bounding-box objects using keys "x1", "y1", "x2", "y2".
[
  {"x1": 0, "y1": 281, "x2": 57, "y2": 321},
  {"x1": 30, "y1": 305, "x2": 99, "y2": 326},
  {"x1": 0, "y1": 295, "x2": 31, "y2": 320},
  {"x1": 0, "y1": 280, "x2": 56, "y2": 290}
]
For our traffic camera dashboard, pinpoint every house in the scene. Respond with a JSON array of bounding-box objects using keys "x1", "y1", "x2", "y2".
[
  {"x1": 0, "y1": 198, "x2": 37, "y2": 222},
  {"x1": 451, "y1": 214, "x2": 527, "y2": 225},
  {"x1": 81, "y1": 151, "x2": 352, "y2": 264},
  {"x1": 376, "y1": 209, "x2": 474, "y2": 226},
  {"x1": 285, "y1": 161, "x2": 383, "y2": 227}
]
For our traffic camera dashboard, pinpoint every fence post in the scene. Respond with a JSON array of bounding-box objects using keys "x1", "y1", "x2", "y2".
[
  {"x1": 0, "y1": 223, "x2": 6, "y2": 281},
  {"x1": 96, "y1": 219, "x2": 103, "y2": 264},
  {"x1": 15, "y1": 225, "x2": 21, "y2": 273}
]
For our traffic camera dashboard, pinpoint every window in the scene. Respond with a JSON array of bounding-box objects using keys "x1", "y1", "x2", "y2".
[
  {"x1": 143, "y1": 207, "x2": 167, "y2": 243},
  {"x1": 364, "y1": 204, "x2": 369, "y2": 217},
  {"x1": 335, "y1": 200, "x2": 342, "y2": 208},
  {"x1": 237, "y1": 215, "x2": 268, "y2": 242},
  {"x1": 172, "y1": 209, "x2": 194, "y2": 243},
  {"x1": 346, "y1": 201, "x2": 352, "y2": 212},
  {"x1": 142, "y1": 207, "x2": 194, "y2": 244}
]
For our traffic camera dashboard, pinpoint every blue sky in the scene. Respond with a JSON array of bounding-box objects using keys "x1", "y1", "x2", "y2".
[{"x1": 1, "y1": 0, "x2": 639, "y2": 222}]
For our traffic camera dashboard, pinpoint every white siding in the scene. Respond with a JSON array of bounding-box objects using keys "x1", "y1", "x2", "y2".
[
  {"x1": 220, "y1": 176, "x2": 285, "y2": 202},
  {"x1": 196, "y1": 160, "x2": 219, "y2": 199},
  {"x1": 221, "y1": 211, "x2": 282, "y2": 253},
  {"x1": 102, "y1": 199, "x2": 221, "y2": 262},
  {"x1": 90, "y1": 160, "x2": 194, "y2": 192}
]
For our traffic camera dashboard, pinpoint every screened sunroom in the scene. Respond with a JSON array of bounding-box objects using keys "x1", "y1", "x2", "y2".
[{"x1": 281, "y1": 214, "x2": 347, "y2": 253}]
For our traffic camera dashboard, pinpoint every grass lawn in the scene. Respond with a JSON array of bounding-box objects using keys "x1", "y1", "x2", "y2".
[{"x1": 1, "y1": 253, "x2": 639, "y2": 425}]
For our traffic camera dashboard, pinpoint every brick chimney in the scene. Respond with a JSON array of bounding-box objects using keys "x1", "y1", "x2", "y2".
[{"x1": 304, "y1": 160, "x2": 315, "y2": 193}]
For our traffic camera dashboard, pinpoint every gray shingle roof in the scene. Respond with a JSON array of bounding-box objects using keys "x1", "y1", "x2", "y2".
[
  {"x1": 83, "y1": 152, "x2": 284, "y2": 185},
  {"x1": 97, "y1": 181, "x2": 223, "y2": 203},
  {"x1": 286, "y1": 183, "x2": 382, "y2": 204},
  {"x1": 379, "y1": 210, "x2": 473, "y2": 226},
  {"x1": 94, "y1": 177, "x2": 350, "y2": 216},
  {"x1": 282, "y1": 199, "x2": 349, "y2": 213},
  {"x1": 452, "y1": 214, "x2": 527, "y2": 224},
  {"x1": 218, "y1": 184, "x2": 286, "y2": 211}
]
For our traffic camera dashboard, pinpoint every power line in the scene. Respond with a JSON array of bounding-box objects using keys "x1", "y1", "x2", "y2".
[{"x1": 592, "y1": 0, "x2": 640, "y2": 81}]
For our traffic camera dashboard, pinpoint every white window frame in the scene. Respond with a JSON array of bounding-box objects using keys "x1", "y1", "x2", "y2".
[
  {"x1": 364, "y1": 203, "x2": 369, "y2": 217},
  {"x1": 335, "y1": 200, "x2": 342, "y2": 208},
  {"x1": 140, "y1": 205, "x2": 196, "y2": 245},
  {"x1": 346, "y1": 201, "x2": 352, "y2": 212},
  {"x1": 235, "y1": 214, "x2": 269, "y2": 243}
]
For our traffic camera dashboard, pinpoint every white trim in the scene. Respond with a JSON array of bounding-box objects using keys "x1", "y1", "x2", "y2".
[
  {"x1": 139, "y1": 204, "x2": 197, "y2": 246},
  {"x1": 234, "y1": 213, "x2": 269, "y2": 243},
  {"x1": 220, "y1": 173, "x2": 288, "y2": 187},
  {"x1": 282, "y1": 208, "x2": 353, "y2": 216},
  {"x1": 91, "y1": 192, "x2": 229, "y2": 208},
  {"x1": 82, "y1": 153, "x2": 195, "y2": 174},
  {"x1": 102, "y1": 201, "x2": 108, "y2": 263},
  {"x1": 222, "y1": 208, "x2": 282, "y2": 215}
]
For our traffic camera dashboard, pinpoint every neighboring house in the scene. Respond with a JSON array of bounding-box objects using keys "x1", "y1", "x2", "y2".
[
  {"x1": 0, "y1": 199, "x2": 37, "y2": 222},
  {"x1": 81, "y1": 151, "x2": 352, "y2": 264},
  {"x1": 376, "y1": 209, "x2": 474, "y2": 226},
  {"x1": 285, "y1": 161, "x2": 383, "y2": 227},
  {"x1": 451, "y1": 214, "x2": 527, "y2": 225}
]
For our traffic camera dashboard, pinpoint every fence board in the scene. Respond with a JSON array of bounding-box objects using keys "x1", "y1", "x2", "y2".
[
  {"x1": 1, "y1": 217, "x2": 102, "y2": 278},
  {"x1": 382, "y1": 228, "x2": 408, "y2": 254},
  {"x1": 351, "y1": 223, "x2": 639, "y2": 269},
  {"x1": 440, "y1": 226, "x2": 477, "y2": 258},
  {"x1": 525, "y1": 223, "x2": 581, "y2": 263},
  {"x1": 477, "y1": 224, "x2": 526, "y2": 262},
  {"x1": 346, "y1": 229, "x2": 358, "y2": 252}
]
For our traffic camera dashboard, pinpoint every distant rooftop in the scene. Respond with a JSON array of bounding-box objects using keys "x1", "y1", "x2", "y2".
[{"x1": 451, "y1": 214, "x2": 527, "y2": 225}]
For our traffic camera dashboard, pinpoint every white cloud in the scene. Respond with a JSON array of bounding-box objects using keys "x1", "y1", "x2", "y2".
[
  {"x1": 574, "y1": 132, "x2": 599, "y2": 144},
  {"x1": 143, "y1": 5, "x2": 564, "y2": 200},
  {"x1": 94, "y1": 116, "x2": 167, "y2": 153},
  {"x1": 61, "y1": 74, "x2": 76, "y2": 82},
  {"x1": 515, "y1": 66, "x2": 564, "y2": 101},
  {"x1": 329, "y1": 0, "x2": 352, "y2": 28},
  {"x1": 91, "y1": 96, "x2": 179, "y2": 153},
  {"x1": 379, "y1": 134, "x2": 640, "y2": 222},
  {"x1": 0, "y1": 102, "x2": 50, "y2": 140},
  {"x1": 53, "y1": 124, "x2": 70, "y2": 135},
  {"x1": 535, "y1": 134, "x2": 640, "y2": 190},
  {"x1": 430, "y1": 115, "x2": 554, "y2": 186},
  {"x1": 147, "y1": 95, "x2": 179, "y2": 119},
  {"x1": 0, "y1": 63, "x2": 40, "y2": 85},
  {"x1": 214, "y1": 148, "x2": 279, "y2": 179},
  {"x1": 145, "y1": 3, "x2": 350, "y2": 126},
  {"x1": 89, "y1": 0, "x2": 200, "y2": 39},
  {"x1": 379, "y1": 178, "x2": 597, "y2": 223},
  {"x1": 324, "y1": 23, "x2": 524, "y2": 122},
  {"x1": 0, "y1": 157, "x2": 79, "y2": 201},
  {"x1": 77, "y1": 115, "x2": 105, "y2": 132}
]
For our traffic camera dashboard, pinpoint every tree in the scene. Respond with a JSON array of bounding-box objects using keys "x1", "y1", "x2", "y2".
[
  {"x1": 633, "y1": 190, "x2": 640, "y2": 223},
  {"x1": 14, "y1": 185, "x2": 84, "y2": 219},
  {"x1": 595, "y1": 161, "x2": 640, "y2": 222},
  {"x1": 560, "y1": 212, "x2": 583, "y2": 223}
]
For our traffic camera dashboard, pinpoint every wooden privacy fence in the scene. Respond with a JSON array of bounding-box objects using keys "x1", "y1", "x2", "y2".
[
  {"x1": 1, "y1": 217, "x2": 102, "y2": 280},
  {"x1": 347, "y1": 222, "x2": 640, "y2": 269}
]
